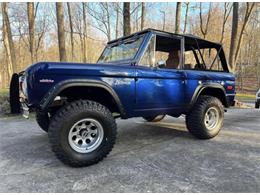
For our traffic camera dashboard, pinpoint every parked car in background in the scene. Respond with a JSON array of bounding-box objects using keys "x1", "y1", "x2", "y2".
[{"x1": 256, "y1": 89, "x2": 260, "y2": 109}]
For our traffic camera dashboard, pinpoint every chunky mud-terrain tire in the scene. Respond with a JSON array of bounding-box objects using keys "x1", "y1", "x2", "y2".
[
  {"x1": 186, "y1": 95, "x2": 224, "y2": 139},
  {"x1": 36, "y1": 110, "x2": 50, "y2": 132},
  {"x1": 48, "y1": 100, "x2": 117, "y2": 167},
  {"x1": 143, "y1": 115, "x2": 166, "y2": 122}
]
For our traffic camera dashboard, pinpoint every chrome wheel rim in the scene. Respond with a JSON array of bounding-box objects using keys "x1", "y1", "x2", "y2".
[
  {"x1": 68, "y1": 118, "x2": 104, "y2": 153},
  {"x1": 204, "y1": 107, "x2": 219, "y2": 130}
]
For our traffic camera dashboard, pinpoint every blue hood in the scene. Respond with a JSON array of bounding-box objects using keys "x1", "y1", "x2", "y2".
[
  {"x1": 24, "y1": 62, "x2": 136, "y2": 106},
  {"x1": 26, "y1": 61, "x2": 135, "y2": 78}
]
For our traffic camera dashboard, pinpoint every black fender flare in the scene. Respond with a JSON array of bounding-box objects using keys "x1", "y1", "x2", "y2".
[
  {"x1": 189, "y1": 83, "x2": 228, "y2": 110},
  {"x1": 39, "y1": 79, "x2": 126, "y2": 118}
]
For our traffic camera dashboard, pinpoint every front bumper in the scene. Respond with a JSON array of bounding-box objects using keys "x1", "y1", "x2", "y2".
[
  {"x1": 20, "y1": 97, "x2": 30, "y2": 118},
  {"x1": 9, "y1": 72, "x2": 31, "y2": 118},
  {"x1": 18, "y1": 72, "x2": 32, "y2": 118}
]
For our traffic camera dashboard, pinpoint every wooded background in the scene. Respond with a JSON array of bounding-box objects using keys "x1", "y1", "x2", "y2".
[{"x1": 1, "y1": 2, "x2": 259, "y2": 94}]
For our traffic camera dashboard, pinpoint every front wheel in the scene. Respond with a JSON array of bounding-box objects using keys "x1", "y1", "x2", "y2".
[
  {"x1": 186, "y1": 95, "x2": 224, "y2": 139},
  {"x1": 48, "y1": 100, "x2": 117, "y2": 167}
]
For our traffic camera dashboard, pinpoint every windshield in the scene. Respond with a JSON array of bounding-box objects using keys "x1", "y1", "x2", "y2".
[{"x1": 98, "y1": 36, "x2": 144, "y2": 63}]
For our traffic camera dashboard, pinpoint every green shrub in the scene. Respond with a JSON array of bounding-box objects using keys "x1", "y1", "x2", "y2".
[{"x1": 0, "y1": 89, "x2": 10, "y2": 115}]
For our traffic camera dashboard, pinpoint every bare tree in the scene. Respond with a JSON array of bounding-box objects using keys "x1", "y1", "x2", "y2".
[
  {"x1": 123, "y1": 2, "x2": 131, "y2": 36},
  {"x1": 160, "y1": 10, "x2": 166, "y2": 31},
  {"x1": 27, "y1": 2, "x2": 39, "y2": 63},
  {"x1": 104, "y1": 3, "x2": 111, "y2": 41},
  {"x1": 133, "y1": 4, "x2": 138, "y2": 32},
  {"x1": 229, "y1": 3, "x2": 239, "y2": 71},
  {"x1": 27, "y1": 2, "x2": 35, "y2": 63},
  {"x1": 183, "y1": 3, "x2": 189, "y2": 34},
  {"x1": 1, "y1": 2, "x2": 17, "y2": 76},
  {"x1": 56, "y1": 2, "x2": 67, "y2": 62},
  {"x1": 73, "y1": 3, "x2": 84, "y2": 61},
  {"x1": 84, "y1": 2, "x2": 137, "y2": 40},
  {"x1": 67, "y1": 3, "x2": 75, "y2": 61},
  {"x1": 35, "y1": 4, "x2": 49, "y2": 62},
  {"x1": 199, "y1": 2, "x2": 212, "y2": 39},
  {"x1": 82, "y1": 2, "x2": 88, "y2": 63},
  {"x1": 141, "y1": 2, "x2": 145, "y2": 30},
  {"x1": 87, "y1": 3, "x2": 112, "y2": 41},
  {"x1": 130, "y1": 2, "x2": 142, "y2": 32},
  {"x1": 229, "y1": 2, "x2": 256, "y2": 72},
  {"x1": 114, "y1": 3, "x2": 120, "y2": 38},
  {"x1": 234, "y1": 3, "x2": 256, "y2": 66},
  {"x1": 175, "y1": 2, "x2": 181, "y2": 33},
  {"x1": 220, "y1": 3, "x2": 232, "y2": 44}
]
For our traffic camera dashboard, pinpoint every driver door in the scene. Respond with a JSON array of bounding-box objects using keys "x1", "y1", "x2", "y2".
[{"x1": 134, "y1": 34, "x2": 186, "y2": 114}]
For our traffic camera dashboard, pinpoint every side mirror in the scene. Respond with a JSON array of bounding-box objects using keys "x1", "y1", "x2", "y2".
[{"x1": 157, "y1": 60, "x2": 166, "y2": 68}]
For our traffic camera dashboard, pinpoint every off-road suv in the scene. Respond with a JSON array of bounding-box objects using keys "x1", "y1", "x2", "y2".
[{"x1": 11, "y1": 29, "x2": 235, "y2": 167}]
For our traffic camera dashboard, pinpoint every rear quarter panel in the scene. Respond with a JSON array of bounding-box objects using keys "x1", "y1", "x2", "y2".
[{"x1": 184, "y1": 70, "x2": 235, "y2": 106}]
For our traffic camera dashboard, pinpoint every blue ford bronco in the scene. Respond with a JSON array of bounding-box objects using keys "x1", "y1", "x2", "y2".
[{"x1": 10, "y1": 29, "x2": 235, "y2": 167}]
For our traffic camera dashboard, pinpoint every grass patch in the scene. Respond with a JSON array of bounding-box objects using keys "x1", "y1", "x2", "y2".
[
  {"x1": 0, "y1": 89, "x2": 9, "y2": 96},
  {"x1": 236, "y1": 93, "x2": 255, "y2": 100},
  {"x1": 0, "y1": 89, "x2": 10, "y2": 115}
]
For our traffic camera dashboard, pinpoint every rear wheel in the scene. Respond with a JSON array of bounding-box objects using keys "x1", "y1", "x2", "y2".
[
  {"x1": 48, "y1": 100, "x2": 117, "y2": 167},
  {"x1": 255, "y1": 101, "x2": 259, "y2": 109},
  {"x1": 186, "y1": 95, "x2": 224, "y2": 139},
  {"x1": 143, "y1": 115, "x2": 166, "y2": 122}
]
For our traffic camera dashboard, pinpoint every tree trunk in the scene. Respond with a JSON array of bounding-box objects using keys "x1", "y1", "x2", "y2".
[
  {"x1": 27, "y1": 2, "x2": 35, "y2": 64},
  {"x1": 105, "y1": 3, "x2": 111, "y2": 41},
  {"x1": 175, "y1": 2, "x2": 181, "y2": 34},
  {"x1": 229, "y1": 2, "x2": 239, "y2": 72},
  {"x1": 3, "y1": 20, "x2": 13, "y2": 78},
  {"x1": 199, "y1": 2, "x2": 212, "y2": 39},
  {"x1": 220, "y1": 3, "x2": 232, "y2": 44},
  {"x1": 67, "y1": 3, "x2": 74, "y2": 61},
  {"x1": 160, "y1": 10, "x2": 166, "y2": 31},
  {"x1": 115, "y1": 4, "x2": 119, "y2": 39},
  {"x1": 141, "y1": 2, "x2": 145, "y2": 30},
  {"x1": 134, "y1": 6, "x2": 138, "y2": 32},
  {"x1": 2, "y1": 2, "x2": 17, "y2": 75},
  {"x1": 183, "y1": 3, "x2": 189, "y2": 33},
  {"x1": 82, "y1": 2, "x2": 88, "y2": 63},
  {"x1": 56, "y1": 2, "x2": 67, "y2": 62},
  {"x1": 123, "y1": 2, "x2": 131, "y2": 36},
  {"x1": 234, "y1": 3, "x2": 255, "y2": 66},
  {"x1": 257, "y1": 61, "x2": 260, "y2": 88}
]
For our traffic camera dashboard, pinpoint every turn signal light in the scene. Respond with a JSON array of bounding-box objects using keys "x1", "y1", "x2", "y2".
[{"x1": 227, "y1": 85, "x2": 233, "y2": 90}]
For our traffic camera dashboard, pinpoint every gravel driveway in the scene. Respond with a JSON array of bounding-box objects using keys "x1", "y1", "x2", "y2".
[{"x1": 1, "y1": 108, "x2": 260, "y2": 192}]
